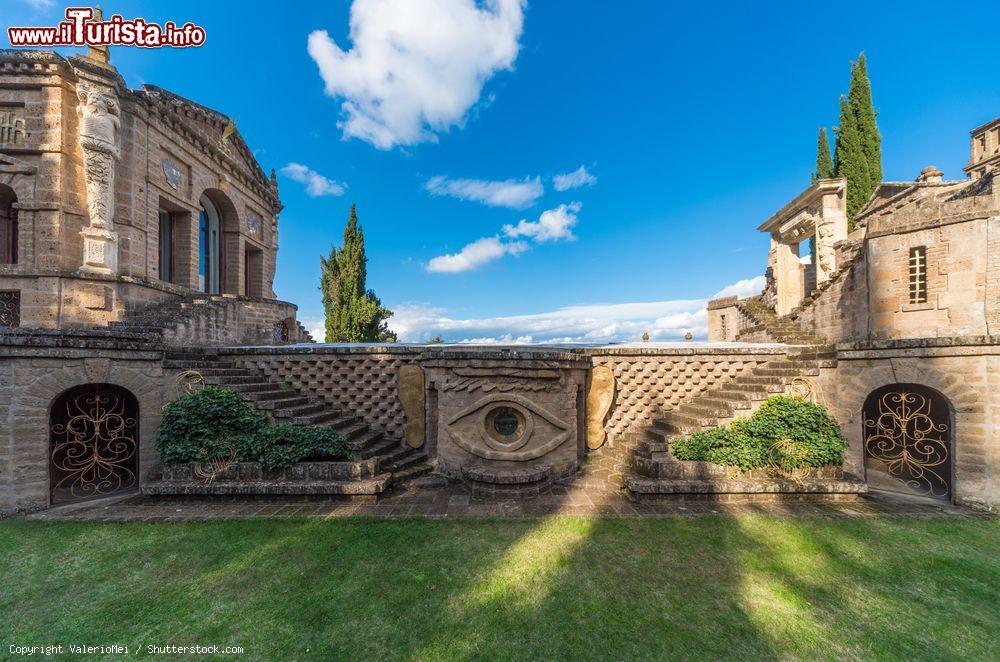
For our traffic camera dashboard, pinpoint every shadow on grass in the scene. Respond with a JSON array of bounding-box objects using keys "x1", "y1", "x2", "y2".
[{"x1": 0, "y1": 513, "x2": 996, "y2": 659}]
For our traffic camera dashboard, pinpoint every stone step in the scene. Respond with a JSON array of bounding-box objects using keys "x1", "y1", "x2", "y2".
[
  {"x1": 273, "y1": 401, "x2": 325, "y2": 418},
  {"x1": 754, "y1": 367, "x2": 817, "y2": 377},
  {"x1": 711, "y1": 387, "x2": 766, "y2": 402},
  {"x1": 731, "y1": 377, "x2": 787, "y2": 389},
  {"x1": 391, "y1": 461, "x2": 434, "y2": 482},
  {"x1": 293, "y1": 411, "x2": 354, "y2": 428},
  {"x1": 659, "y1": 411, "x2": 715, "y2": 432},
  {"x1": 349, "y1": 430, "x2": 388, "y2": 455},
  {"x1": 698, "y1": 396, "x2": 752, "y2": 411},
  {"x1": 384, "y1": 450, "x2": 428, "y2": 473},
  {"x1": 246, "y1": 390, "x2": 296, "y2": 405},
  {"x1": 228, "y1": 382, "x2": 280, "y2": 395},
  {"x1": 680, "y1": 402, "x2": 733, "y2": 419}
]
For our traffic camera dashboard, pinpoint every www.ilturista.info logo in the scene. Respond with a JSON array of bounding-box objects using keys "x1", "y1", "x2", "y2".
[{"x1": 7, "y1": 7, "x2": 206, "y2": 49}]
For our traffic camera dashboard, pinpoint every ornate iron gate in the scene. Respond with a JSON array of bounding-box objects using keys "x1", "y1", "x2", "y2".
[
  {"x1": 49, "y1": 384, "x2": 139, "y2": 504},
  {"x1": 863, "y1": 384, "x2": 951, "y2": 500}
]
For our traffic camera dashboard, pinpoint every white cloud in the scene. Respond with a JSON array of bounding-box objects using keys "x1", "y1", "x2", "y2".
[
  {"x1": 299, "y1": 316, "x2": 327, "y2": 341},
  {"x1": 553, "y1": 165, "x2": 597, "y2": 191},
  {"x1": 425, "y1": 176, "x2": 543, "y2": 209},
  {"x1": 426, "y1": 236, "x2": 528, "y2": 274},
  {"x1": 22, "y1": 0, "x2": 55, "y2": 8},
  {"x1": 307, "y1": 0, "x2": 526, "y2": 149},
  {"x1": 387, "y1": 275, "x2": 768, "y2": 343},
  {"x1": 503, "y1": 202, "x2": 581, "y2": 243},
  {"x1": 427, "y1": 203, "x2": 582, "y2": 273},
  {"x1": 712, "y1": 275, "x2": 766, "y2": 299},
  {"x1": 280, "y1": 163, "x2": 346, "y2": 197},
  {"x1": 389, "y1": 299, "x2": 709, "y2": 344}
]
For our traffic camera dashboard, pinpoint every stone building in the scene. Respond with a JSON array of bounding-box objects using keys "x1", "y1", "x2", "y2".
[
  {"x1": 708, "y1": 117, "x2": 1000, "y2": 509},
  {"x1": 0, "y1": 48, "x2": 306, "y2": 341},
  {"x1": 1, "y1": 44, "x2": 996, "y2": 515}
]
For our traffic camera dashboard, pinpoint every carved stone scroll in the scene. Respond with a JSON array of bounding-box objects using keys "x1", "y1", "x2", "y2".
[
  {"x1": 397, "y1": 365, "x2": 426, "y2": 448},
  {"x1": 586, "y1": 366, "x2": 615, "y2": 450}
]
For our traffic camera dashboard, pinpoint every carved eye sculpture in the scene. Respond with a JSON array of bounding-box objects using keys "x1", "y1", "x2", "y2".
[{"x1": 442, "y1": 395, "x2": 572, "y2": 461}]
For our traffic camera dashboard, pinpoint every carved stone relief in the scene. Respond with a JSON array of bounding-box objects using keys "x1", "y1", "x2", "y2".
[
  {"x1": 397, "y1": 365, "x2": 426, "y2": 448},
  {"x1": 77, "y1": 83, "x2": 121, "y2": 274},
  {"x1": 585, "y1": 366, "x2": 615, "y2": 449},
  {"x1": 162, "y1": 158, "x2": 182, "y2": 190}
]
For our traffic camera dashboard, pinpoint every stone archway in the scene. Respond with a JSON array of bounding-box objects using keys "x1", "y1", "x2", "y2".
[
  {"x1": 862, "y1": 383, "x2": 952, "y2": 501},
  {"x1": 49, "y1": 383, "x2": 140, "y2": 504}
]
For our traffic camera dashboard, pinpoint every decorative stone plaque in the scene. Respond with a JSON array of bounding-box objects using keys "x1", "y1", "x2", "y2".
[
  {"x1": 246, "y1": 211, "x2": 262, "y2": 238},
  {"x1": 162, "y1": 158, "x2": 182, "y2": 190}
]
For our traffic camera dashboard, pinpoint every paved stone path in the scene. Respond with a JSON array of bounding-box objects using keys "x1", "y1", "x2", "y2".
[{"x1": 26, "y1": 478, "x2": 987, "y2": 523}]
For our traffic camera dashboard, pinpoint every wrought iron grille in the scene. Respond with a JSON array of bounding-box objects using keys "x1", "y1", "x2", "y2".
[
  {"x1": 274, "y1": 319, "x2": 289, "y2": 342},
  {"x1": 863, "y1": 384, "x2": 951, "y2": 499},
  {"x1": 0, "y1": 290, "x2": 19, "y2": 327},
  {"x1": 49, "y1": 384, "x2": 139, "y2": 504},
  {"x1": 908, "y1": 246, "x2": 927, "y2": 304}
]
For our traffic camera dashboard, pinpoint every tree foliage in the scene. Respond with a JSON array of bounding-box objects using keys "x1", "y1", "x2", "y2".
[
  {"x1": 320, "y1": 204, "x2": 398, "y2": 343},
  {"x1": 814, "y1": 127, "x2": 834, "y2": 181},
  {"x1": 833, "y1": 53, "x2": 882, "y2": 230}
]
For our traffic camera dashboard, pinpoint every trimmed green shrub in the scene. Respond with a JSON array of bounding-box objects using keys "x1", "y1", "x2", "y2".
[
  {"x1": 155, "y1": 386, "x2": 268, "y2": 464},
  {"x1": 241, "y1": 423, "x2": 350, "y2": 472},
  {"x1": 156, "y1": 386, "x2": 350, "y2": 470},
  {"x1": 670, "y1": 396, "x2": 848, "y2": 472}
]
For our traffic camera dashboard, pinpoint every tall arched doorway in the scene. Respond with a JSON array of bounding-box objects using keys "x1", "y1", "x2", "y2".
[
  {"x1": 863, "y1": 384, "x2": 952, "y2": 501},
  {"x1": 49, "y1": 383, "x2": 139, "y2": 504},
  {"x1": 198, "y1": 193, "x2": 222, "y2": 294},
  {"x1": 0, "y1": 184, "x2": 17, "y2": 265}
]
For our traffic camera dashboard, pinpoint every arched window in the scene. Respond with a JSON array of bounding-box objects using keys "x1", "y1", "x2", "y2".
[
  {"x1": 198, "y1": 194, "x2": 221, "y2": 293},
  {"x1": 0, "y1": 184, "x2": 17, "y2": 264},
  {"x1": 49, "y1": 383, "x2": 140, "y2": 504},
  {"x1": 863, "y1": 383, "x2": 952, "y2": 501}
]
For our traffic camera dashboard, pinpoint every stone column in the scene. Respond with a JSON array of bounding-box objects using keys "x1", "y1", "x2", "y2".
[
  {"x1": 814, "y1": 189, "x2": 848, "y2": 284},
  {"x1": 773, "y1": 236, "x2": 803, "y2": 315},
  {"x1": 76, "y1": 85, "x2": 121, "y2": 275}
]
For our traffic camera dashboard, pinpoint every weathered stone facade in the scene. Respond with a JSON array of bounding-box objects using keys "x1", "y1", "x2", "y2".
[
  {"x1": 2, "y1": 47, "x2": 997, "y2": 513},
  {"x1": 0, "y1": 49, "x2": 299, "y2": 336},
  {"x1": 705, "y1": 117, "x2": 1000, "y2": 509}
]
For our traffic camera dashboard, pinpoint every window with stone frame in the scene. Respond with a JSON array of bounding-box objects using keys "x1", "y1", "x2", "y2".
[
  {"x1": 0, "y1": 185, "x2": 17, "y2": 264},
  {"x1": 908, "y1": 246, "x2": 928, "y2": 305}
]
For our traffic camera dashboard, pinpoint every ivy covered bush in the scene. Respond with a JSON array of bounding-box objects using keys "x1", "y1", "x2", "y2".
[
  {"x1": 670, "y1": 395, "x2": 848, "y2": 472},
  {"x1": 156, "y1": 386, "x2": 350, "y2": 471}
]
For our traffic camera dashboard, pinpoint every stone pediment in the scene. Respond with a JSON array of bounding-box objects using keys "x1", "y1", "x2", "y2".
[{"x1": 135, "y1": 85, "x2": 274, "y2": 197}]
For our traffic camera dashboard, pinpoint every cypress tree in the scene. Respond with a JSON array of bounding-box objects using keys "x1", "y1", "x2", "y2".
[
  {"x1": 834, "y1": 95, "x2": 870, "y2": 230},
  {"x1": 815, "y1": 127, "x2": 834, "y2": 180},
  {"x1": 848, "y1": 53, "x2": 882, "y2": 190},
  {"x1": 320, "y1": 204, "x2": 397, "y2": 343}
]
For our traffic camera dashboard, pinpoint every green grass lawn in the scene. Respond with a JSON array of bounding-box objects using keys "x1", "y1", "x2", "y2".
[{"x1": 1, "y1": 516, "x2": 997, "y2": 660}]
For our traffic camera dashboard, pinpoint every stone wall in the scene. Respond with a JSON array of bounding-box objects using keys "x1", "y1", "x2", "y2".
[
  {"x1": 868, "y1": 218, "x2": 989, "y2": 338},
  {"x1": 793, "y1": 248, "x2": 869, "y2": 343},
  {"x1": 587, "y1": 346, "x2": 786, "y2": 446},
  {"x1": 0, "y1": 329, "x2": 166, "y2": 516},
  {"x1": 812, "y1": 338, "x2": 998, "y2": 509},
  {"x1": 226, "y1": 345, "x2": 423, "y2": 438}
]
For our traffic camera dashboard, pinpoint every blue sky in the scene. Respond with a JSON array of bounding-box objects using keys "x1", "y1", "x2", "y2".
[{"x1": 8, "y1": 0, "x2": 1000, "y2": 342}]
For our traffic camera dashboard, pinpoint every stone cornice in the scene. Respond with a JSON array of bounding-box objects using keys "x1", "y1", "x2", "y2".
[{"x1": 758, "y1": 178, "x2": 845, "y2": 234}]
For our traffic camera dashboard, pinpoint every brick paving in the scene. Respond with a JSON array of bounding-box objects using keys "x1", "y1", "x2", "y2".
[{"x1": 25, "y1": 458, "x2": 988, "y2": 523}]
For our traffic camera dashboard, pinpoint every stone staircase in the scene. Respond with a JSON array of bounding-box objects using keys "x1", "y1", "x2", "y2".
[
  {"x1": 163, "y1": 351, "x2": 432, "y2": 483},
  {"x1": 735, "y1": 297, "x2": 821, "y2": 344},
  {"x1": 601, "y1": 344, "x2": 843, "y2": 497},
  {"x1": 108, "y1": 293, "x2": 313, "y2": 345}
]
